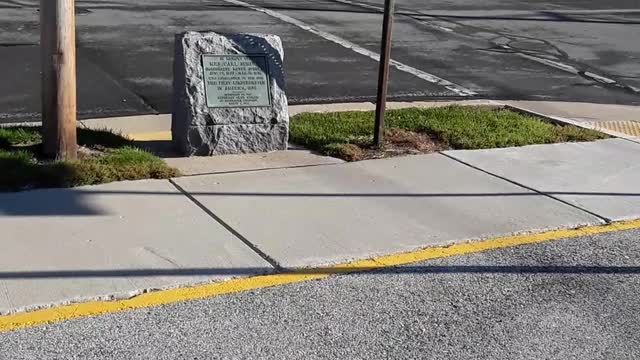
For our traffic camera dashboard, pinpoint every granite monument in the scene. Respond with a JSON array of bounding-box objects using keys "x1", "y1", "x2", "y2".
[{"x1": 172, "y1": 31, "x2": 289, "y2": 156}]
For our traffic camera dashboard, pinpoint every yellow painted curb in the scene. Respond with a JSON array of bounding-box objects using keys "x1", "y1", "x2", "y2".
[
  {"x1": 128, "y1": 131, "x2": 172, "y2": 141},
  {"x1": 2, "y1": 219, "x2": 640, "y2": 333}
]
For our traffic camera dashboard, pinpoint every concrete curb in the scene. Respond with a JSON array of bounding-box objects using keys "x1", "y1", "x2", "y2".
[
  {"x1": 85, "y1": 100, "x2": 495, "y2": 139},
  {"x1": 3, "y1": 100, "x2": 638, "y2": 144},
  {"x1": 2, "y1": 219, "x2": 639, "y2": 332},
  {"x1": 494, "y1": 102, "x2": 640, "y2": 144},
  {"x1": 0, "y1": 100, "x2": 496, "y2": 139}
]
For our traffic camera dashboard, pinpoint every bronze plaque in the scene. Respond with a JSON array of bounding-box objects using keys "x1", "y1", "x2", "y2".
[{"x1": 202, "y1": 54, "x2": 271, "y2": 108}]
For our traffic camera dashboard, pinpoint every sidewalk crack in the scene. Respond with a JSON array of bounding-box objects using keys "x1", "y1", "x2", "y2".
[
  {"x1": 438, "y1": 152, "x2": 611, "y2": 223},
  {"x1": 168, "y1": 179, "x2": 283, "y2": 270},
  {"x1": 141, "y1": 246, "x2": 182, "y2": 268},
  {"x1": 0, "y1": 281, "x2": 12, "y2": 310}
]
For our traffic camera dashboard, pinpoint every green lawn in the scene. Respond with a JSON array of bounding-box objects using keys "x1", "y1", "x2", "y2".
[
  {"x1": 290, "y1": 105, "x2": 607, "y2": 160},
  {"x1": 0, "y1": 126, "x2": 179, "y2": 192}
]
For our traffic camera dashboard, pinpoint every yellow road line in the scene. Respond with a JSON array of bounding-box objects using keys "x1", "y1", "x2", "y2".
[{"x1": 2, "y1": 219, "x2": 640, "y2": 333}]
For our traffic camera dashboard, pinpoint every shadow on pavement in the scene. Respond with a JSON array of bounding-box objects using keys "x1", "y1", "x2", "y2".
[
  {"x1": 205, "y1": 4, "x2": 640, "y2": 25},
  {"x1": 1, "y1": 187, "x2": 639, "y2": 216},
  {"x1": 0, "y1": 265, "x2": 639, "y2": 279},
  {"x1": 0, "y1": 188, "x2": 106, "y2": 216},
  {"x1": 48, "y1": 189, "x2": 640, "y2": 198},
  {"x1": 410, "y1": 12, "x2": 640, "y2": 25},
  {"x1": 132, "y1": 140, "x2": 176, "y2": 158}
]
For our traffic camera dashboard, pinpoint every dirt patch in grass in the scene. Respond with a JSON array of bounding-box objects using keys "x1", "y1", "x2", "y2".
[
  {"x1": 0, "y1": 126, "x2": 179, "y2": 192},
  {"x1": 290, "y1": 105, "x2": 609, "y2": 161},
  {"x1": 383, "y1": 128, "x2": 449, "y2": 155},
  {"x1": 329, "y1": 129, "x2": 450, "y2": 161}
]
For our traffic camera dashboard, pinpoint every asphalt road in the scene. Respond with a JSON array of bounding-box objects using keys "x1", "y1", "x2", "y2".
[
  {"x1": 0, "y1": 0, "x2": 639, "y2": 123},
  {"x1": 1, "y1": 228, "x2": 639, "y2": 359}
]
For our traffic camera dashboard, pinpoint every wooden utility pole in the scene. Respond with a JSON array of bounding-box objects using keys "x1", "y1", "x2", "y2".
[
  {"x1": 41, "y1": 0, "x2": 77, "y2": 160},
  {"x1": 373, "y1": 0, "x2": 395, "y2": 148}
]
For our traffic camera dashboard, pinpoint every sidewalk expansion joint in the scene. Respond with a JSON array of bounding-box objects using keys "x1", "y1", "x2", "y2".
[
  {"x1": 168, "y1": 179, "x2": 283, "y2": 270},
  {"x1": 438, "y1": 152, "x2": 612, "y2": 223},
  {"x1": 176, "y1": 162, "x2": 342, "y2": 178}
]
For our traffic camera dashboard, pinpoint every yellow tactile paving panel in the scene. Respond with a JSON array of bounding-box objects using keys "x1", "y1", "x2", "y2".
[{"x1": 593, "y1": 120, "x2": 640, "y2": 137}]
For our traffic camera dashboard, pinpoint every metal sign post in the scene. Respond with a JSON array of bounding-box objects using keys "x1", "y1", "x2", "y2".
[
  {"x1": 373, "y1": 0, "x2": 395, "y2": 148},
  {"x1": 41, "y1": 0, "x2": 77, "y2": 160}
]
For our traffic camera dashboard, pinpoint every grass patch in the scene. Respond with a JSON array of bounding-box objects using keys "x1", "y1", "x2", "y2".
[
  {"x1": 99, "y1": 147, "x2": 164, "y2": 166},
  {"x1": 0, "y1": 126, "x2": 41, "y2": 147},
  {"x1": 290, "y1": 105, "x2": 608, "y2": 161},
  {"x1": 0, "y1": 127, "x2": 179, "y2": 192},
  {"x1": 0, "y1": 126, "x2": 132, "y2": 149},
  {"x1": 77, "y1": 127, "x2": 132, "y2": 148}
]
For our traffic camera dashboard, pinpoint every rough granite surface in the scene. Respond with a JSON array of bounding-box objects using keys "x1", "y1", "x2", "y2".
[{"x1": 172, "y1": 31, "x2": 289, "y2": 156}]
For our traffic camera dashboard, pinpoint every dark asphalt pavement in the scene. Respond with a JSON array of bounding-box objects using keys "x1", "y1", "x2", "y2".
[
  {"x1": 0, "y1": 0, "x2": 639, "y2": 122},
  {"x1": 1, "y1": 228, "x2": 639, "y2": 359}
]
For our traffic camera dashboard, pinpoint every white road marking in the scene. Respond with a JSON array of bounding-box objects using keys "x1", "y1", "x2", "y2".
[
  {"x1": 5, "y1": 0, "x2": 37, "y2": 6},
  {"x1": 420, "y1": 8, "x2": 640, "y2": 16},
  {"x1": 332, "y1": 0, "x2": 455, "y2": 32},
  {"x1": 514, "y1": 51, "x2": 582, "y2": 73},
  {"x1": 329, "y1": 0, "x2": 380, "y2": 11},
  {"x1": 332, "y1": 0, "x2": 640, "y2": 95},
  {"x1": 584, "y1": 71, "x2": 617, "y2": 85},
  {"x1": 499, "y1": 45, "x2": 640, "y2": 94},
  {"x1": 221, "y1": 0, "x2": 476, "y2": 97}
]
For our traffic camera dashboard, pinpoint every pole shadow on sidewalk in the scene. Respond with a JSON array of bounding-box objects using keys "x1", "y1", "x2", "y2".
[
  {"x1": 1, "y1": 188, "x2": 639, "y2": 216},
  {"x1": 0, "y1": 265, "x2": 639, "y2": 280},
  {"x1": 0, "y1": 188, "x2": 106, "y2": 216}
]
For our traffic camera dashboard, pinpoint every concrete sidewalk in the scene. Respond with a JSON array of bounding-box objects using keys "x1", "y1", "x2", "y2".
[{"x1": 2, "y1": 138, "x2": 640, "y2": 314}]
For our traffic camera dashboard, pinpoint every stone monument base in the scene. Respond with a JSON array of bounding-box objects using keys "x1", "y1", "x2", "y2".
[
  {"x1": 172, "y1": 31, "x2": 289, "y2": 156},
  {"x1": 182, "y1": 123, "x2": 289, "y2": 155}
]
